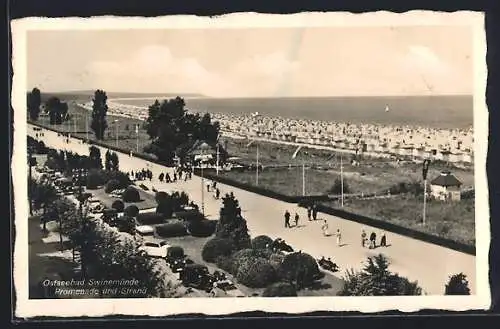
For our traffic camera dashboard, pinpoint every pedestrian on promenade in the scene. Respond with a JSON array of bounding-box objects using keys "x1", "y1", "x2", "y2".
[
  {"x1": 284, "y1": 210, "x2": 291, "y2": 228},
  {"x1": 159, "y1": 173, "x2": 164, "y2": 182},
  {"x1": 294, "y1": 213, "x2": 299, "y2": 227},
  {"x1": 380, "y1": 231, "x2": 387, "y2": 247},
  {"x1": 215, "y1": 188, "x2": 220, "y2": 199},
  {"x1": 184, "y1": 173, "x2": 188, "y2": 181},
  {"x1": 207, "y1": 183, "x2": 211, "y2": 192},
  {"x1": 336, "y1": 229, "x2": 342, "y2": 246},
  {"x1": 307, "y1": 206, "x2": 312, "y2": 221},
  {"x1": 166, "y1": 173, "x2": 171, "y2": 183},
  {"x1": 369, "y1": 231, "x2": 377, "y2": 249},
  {"x1": 173, "y1": 173, "x2": 177, "y2": 182},
  {"x1": 322, "y1": 220, "x2": 329, "y2": 236},
  {"x1": 361, "y1": 229, "x2": 367, "y2": 248},
  {"x1": 213, "y1": 181, "x2": 217, "y2": 190},
  {"x1": 312, "y1": 204, "x2": 318, "y2": 221}
]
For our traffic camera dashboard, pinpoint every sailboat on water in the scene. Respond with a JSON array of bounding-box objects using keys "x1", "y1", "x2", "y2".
[{"x1": 385, "y1": 105, "x2": 390, "y2": 112}]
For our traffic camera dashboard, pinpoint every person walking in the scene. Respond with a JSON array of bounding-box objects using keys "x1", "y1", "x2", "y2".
[
  {"x1": 312, "y1": 204, "x2": 318, "y2": 221},
  {"x1": 159, "y1": 173, "x2": 164, "y2": 182},
  {"x1": 215, "y1": 188, "x2": 220, "y2": 199},
  {"x1": 207, "y1": 183, "x2": 211, "y2": 192},
  {"x1": 284, "y1": 210, "x2": 291, "y2": 228},
  {"x1": 294, "y1": 213, "x2": 299, "y2": 227},
  {"x1": 336, "y1": 229, "x2": 342, "y2": 246},
  {"x1": 369, "y1": 231, "x2": 377, "y2": 249},
  {"x1": 380, "y1": 231, "x2": 387, "y2": 247},
  {"x1": 307, "y1": 206, "x2": 312, "y2": 221},
  {"x1": 321, "y1": 220, "x2": 329, "y2": 236},
  {"x1": 361, "y1": 229, "x2": 367, "y2": 248}
]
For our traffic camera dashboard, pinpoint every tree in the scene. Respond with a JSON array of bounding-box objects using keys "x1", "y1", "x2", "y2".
[
  {"x1": 445, "y1": 273, "x2": 471, "y2": 295},
  {"x1": 110, "y1": 152, "x2": 119, "y2": 171},
  {"x1": 90, "y1": 89, "x2": 108, "y2": 140},
  {"x1": 46, "y1": 97, "x2": 67, "y2": 125},
  {"x1": 215, "y1": 193, "x2": 251, "y2": 250},
  {"x1": 27, "y1": 88, "x2": 41, "y2": 121},
  {"x1": 144, "y1": 97, "x2": 221, "y2": 163},
  {"x1": 339, "y1": 254, "x2": 422, "y2": 296},
  {"x1": 328, "y1": 178, "x2": 350, "y2": 195},
  {"x1": 29, "y1": 179, "x2": 59, "y2": 231},
  {"x1": 105, "y1": 150, "x2": 112, "y2": 171},
  {"x1": 89, "y1": 146, "x2": 103, "y2": 169}
]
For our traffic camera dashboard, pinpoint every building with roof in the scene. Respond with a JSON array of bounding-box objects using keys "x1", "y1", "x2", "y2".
[{"x1": 429, "y1": 171, "x2": 462, "y2": 201}]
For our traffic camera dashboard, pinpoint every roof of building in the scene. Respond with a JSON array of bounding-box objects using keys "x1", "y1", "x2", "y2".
[{"x1": 430, "y1": 171, "x2": 462, "y2": 187}]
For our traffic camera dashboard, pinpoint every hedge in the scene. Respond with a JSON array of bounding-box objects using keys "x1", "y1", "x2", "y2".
[
  {"x1": 201, "y1": 238, "x2": 235, "y2": 263},
  {"x1": 215, "y1": 255, "x2": 234, "y2": 273},
  {"x1": 124, "y1": 205, "x2": 140, "y2": 218},
  {"x1": 251, "y1": 235, "x2": 274, "y2": 250},
  {"x1": 187, "y1": 220, "x2": 217, "y2": 237},
  {"x1": 279, "y1": 252, "x2": 324, "y2": 289},
  {"x1": 111, "y1": 200, "x2": 125, "y2": 212},
  {"x1": 104, "y1": 179, "x2": 121, "y2": 193},
  {"x1": 236, "y1": 257, "x2": 277, "y2": 288},
  {"x1": 155, "y1": 221, "x2": 188, "y2": 238},
  {"x1": 229, "y1": 248, "x2": 274, "y2": 275},
  {"x1": 122, "y1": 186, "x2": 141, "y2": 202},
  {"x1": 262, "y1": 282, "x2": 298, "y2": 297},
  {"x1": 136, "y1": 212, "x2": 165, "y2": 225}
]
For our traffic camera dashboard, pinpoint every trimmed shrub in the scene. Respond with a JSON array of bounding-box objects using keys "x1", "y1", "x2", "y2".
[
  {"x1": 215, "y1": 255, "x2": 234, "y2": 273},
  {"x1": 202, "y1": 238, "x2": 235, "y2": 263},
  {"x1": 136, "y1": 212, "x2": 165, "y2": 225},
  {"x1": 122, "y1": 186, "x2": 141, "y2": 202},
  {"x1": 187, "y1": 220, "x2": 217, "y2": 237},
  {"x1": 236, "y1": 257, "x2": 277, "y2": 288},
  {"x1": 104, "y1": 179, "x2": 120, "y2": 193},
  {"x1": 167, "y1": 246, "x2": 185, "y2": 259},
  {"x1": 86, "y1": 169, "x2": 105, "y2": 189},
  {"x1": 115, "y1": 215, "x2": 136, "y2": 234},
  {"x1": 230, "y1": 248, "x2": 274, "y2": 274},
  {"x1": 111, "y1": 200, "x2": 125, "y2": 212},
  {"x1": 279, "y1": 252, "x2": 324, "y2": 289},
  {"x1": 124, "y1": 205, "x2": 140, "y2": 218},
  {"x1": 155, "y1": 221, "x2": 188, "y2": 238},
  {"x1": 268, "y1": 253, "x2": 286, "y2": 271},
  {"x1": 174, "y1": 210, "x2": 204, "y2": 222},
  {"x1": 262, "y1": 282, "x2": 298, "y2": 297},
  {"x1": 251, "y1": 235, "x2": 274, "y2": 250}
]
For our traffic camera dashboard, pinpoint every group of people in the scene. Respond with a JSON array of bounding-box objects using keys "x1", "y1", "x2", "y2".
[
  {"x1": 129, "y1": 169, "x2": 153, "y2": 181},
  {"x1": 361, "y1": 229, "x2": 387, "y2": 249},
  {"x1": 283, "y1": 210, "x2": 301, "y2": 228},
  {"x1": 207, "y1": 181, "x2": 221, "y2": 199}
]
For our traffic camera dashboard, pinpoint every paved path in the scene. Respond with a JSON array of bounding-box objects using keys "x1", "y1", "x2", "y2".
[{"x1": 28, "y1": 125, "x2": 476, "y2": 295}]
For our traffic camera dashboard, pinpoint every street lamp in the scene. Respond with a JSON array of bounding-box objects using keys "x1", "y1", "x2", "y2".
[
  {"x1": 422, "y1": 159, "x2": 431, "y2": 225},
  {"x1": 292, "y1": 145, "x2": 306, "y2": 196},
  {"x1": 114, "y1": 119, "x2": 119, "y2": 148}
]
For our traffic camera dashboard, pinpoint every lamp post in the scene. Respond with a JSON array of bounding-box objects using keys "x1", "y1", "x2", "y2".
[
  {"x1": 114, "y1": 119, "x2": 119, "y2": 148},
  {"x1": 135, "y1": 124, "x2": 139, "y2": 153},
  {"x1": 292, "y1": 145, "x2": 305, "y2": 196},
  {"x1": 422, "y1": 159, "x2": 431, "y2": 225},
  {"x1": 85, "y1": 113, "x2": 89, "y2": 141},
  {"x1": 340, "y1": 154, "x2": 344, "y2": 207}
]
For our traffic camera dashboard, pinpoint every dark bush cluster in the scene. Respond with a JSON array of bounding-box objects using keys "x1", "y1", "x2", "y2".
[
  {"x1": 115, "y1": 215, "x2": 136, "y2": 234},
  {"x1": 251, "y1": 235, "x2": 274, "y2": 250},
  {"x1": 124, "y1": 205, "x2": 140, "y2": 218},
  {"x1": 155, "y1": 221, "x2": 188, "y2": 238},
  {"x1": 262, "y1": 282, "x2": 298, "y2": 297},
  {"x1": 111, "y1": 200, "x2": 125, "y2": 212},
  {"x1": 235, "y1": 257, "x2": 277, "y2": 288},
  {"x1": 278, "y1": 252, "x2": 324, "y2": 289},
  {"x1": 122, "y1": 186, "x2": 141, "y2": 202},
  {"x1": 136, "y1": 212, "x2": 166, "y2": 226},
  {"x1": 388, "y1": 181, "x2": 423, "y2": 196},
  {"x1": 105, "y1": 179, "x2": 121, "y2": 193},
  {"x1": 187, "y1": 220, "x2": 217, "y2": 237},
  {"x1": 201, "y1": 238, "x2": 235, "y2": 263}
]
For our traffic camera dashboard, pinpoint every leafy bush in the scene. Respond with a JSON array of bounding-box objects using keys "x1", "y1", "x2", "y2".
[
  {"x1": 86, "y1": 169, "x2": 105, "y2": 189},
  {"x1": 122, "y1": 186, "x2": 141, "y2": 202},
  {"x1": 136, "y1": 212, "x2": 165, "y2": 225},
  {"x1": 279, "y1": 252, "x2": 324, "y2": 289},
  {"x1": 124, "y1": 205, "x2": 140, "y2": 218},
  {"x1": 187, "y1": 220, "x2": 217, "y2": 237},
  {"x1": 111, "y1": 200, "x2": 125, "y2": 212},
  {"x1": 155, "y1": 221, "x2": 188, "y2": 238},
  {"x1": 215, "y1": 255, "x2": 234, "y2": 273},
  {"x1": 388, "y1": 181, "x2": 423, "y2": 196},
  {"x1": 115, "y1": 215, "x2": 136, "y2": 234},
  {"x1": 230, "y1": 248, "x2": 274, "y2": 274},
  {"x1": 167, "y1": 246, "x2": 184, "y2": 259},
  {"x1": 445, "y1": 273, "x2": 471, "y2": 295},
  {"x1": 156, "y1": 192, "x2": 173, "y2": 217},
  {"x1": 105, "y1": 179, "x2": 121, "y2": 193},
  {"x1": 174, "y1": 210, "x2": 204, "y2": 222},
  {"x1": 262, "y1": 282, "x2": 298, "y2": 297},
  {"x1": 201, "y1": 237, "x2": 235, "y2": 263},
  {"x1": 328, "y1": 178, "x2": 350, "y2": 194},
  {"x1": 251, "y1": 235, "x2": 274, "y2": 250},
  {"x1": 268, "y1": 253, "x2": 286, "y2": 271},
  {"x1": 236, "y1": 257, "x2": 277, "y2": 288}
]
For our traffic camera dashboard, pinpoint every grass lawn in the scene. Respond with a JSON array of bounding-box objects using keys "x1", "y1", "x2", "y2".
[
  {"x1": 167, "y1": 235, "x2": 344, "y2": 297},
  {"x1": 323, "y1": 195, "x2": 475, "y2": 246},
  {"x1": 87, "y1": 186, "x2": 157, "y2": 210}
]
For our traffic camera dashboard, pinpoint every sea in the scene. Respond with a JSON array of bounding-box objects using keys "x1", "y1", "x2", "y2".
[{"x1": 115, "y1": 95, "x2": 473, "y2": 130}]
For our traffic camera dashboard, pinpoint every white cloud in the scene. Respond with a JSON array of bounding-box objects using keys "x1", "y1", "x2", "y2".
[{"x1": 85, "y1": 46, "x2": 300, "y2": 97}]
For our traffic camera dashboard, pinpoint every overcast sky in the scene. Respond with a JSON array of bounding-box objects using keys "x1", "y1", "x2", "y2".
[{"x1": 27, "y1": 26, "x2": 473, "y2": 98}]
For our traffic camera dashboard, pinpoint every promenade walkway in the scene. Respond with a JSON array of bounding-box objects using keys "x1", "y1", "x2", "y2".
[{"x1": 27, "y1": 124, "x2": 476, "y2": 295}]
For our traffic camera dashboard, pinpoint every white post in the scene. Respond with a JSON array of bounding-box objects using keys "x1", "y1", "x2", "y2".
[
  {"x1": 302, "y1": 161, "x2": 305, "y2": 196},
  {"x1": 341, "y1": 154, "x2": 344, "y2": 207},
  {"x1": 136, "y1": 124, "x2": 139, "y2": 153},
  {"x1": 216, "y1": 143, "x2": 220, "y2": 176},
  {"x1": 423, "y1": 179, "x2": 427, "y2": 225},
  {"x1": 256, "y1": 144, "x2": 259, "y2": 185}
]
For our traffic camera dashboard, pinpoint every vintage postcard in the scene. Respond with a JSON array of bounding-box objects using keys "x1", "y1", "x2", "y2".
[{"x1": 12, "y1": 11, "x2": 490, "y2": 318}]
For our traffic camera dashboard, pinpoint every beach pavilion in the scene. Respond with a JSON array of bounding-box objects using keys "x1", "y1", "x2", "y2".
[
  {"x1": 429, "y1": 171, "x2": 463, "y2": 201},
  {"x1": 178, "y1": 139, "x2": 228, "y2": 166}
]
